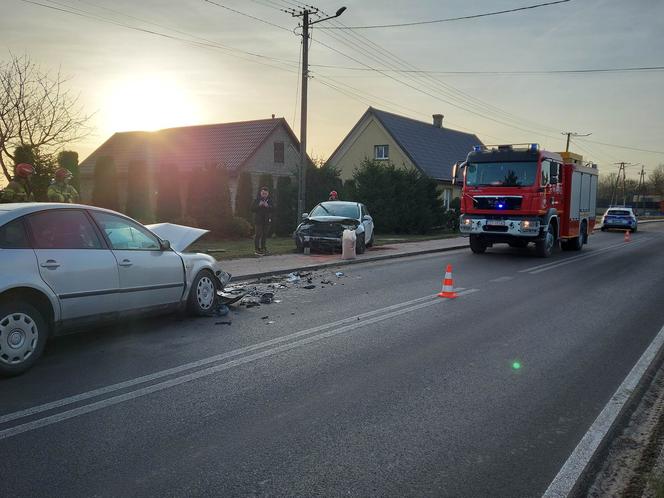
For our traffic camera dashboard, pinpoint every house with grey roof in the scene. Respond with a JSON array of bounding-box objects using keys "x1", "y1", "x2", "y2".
[
  {"x1": 327, "y1": 107, "x2": 482, "y2": 206},
  {"x1": 79, "y1": 116, "x2": 303, "y2": 212}
]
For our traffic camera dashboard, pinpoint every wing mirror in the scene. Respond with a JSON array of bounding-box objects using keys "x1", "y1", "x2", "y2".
[
  {"x1": 451, "y1": 161, "x2": 466, "y2": 185},
  {"x1": 362, "y1": 215, "x2": 372, "y2": 222},
  {"x1": 159, "y1": 239, "x2": 171, "y2": 251},
  {"x1": 301, "y1": 212, "x2": 309, "y2": 220}
]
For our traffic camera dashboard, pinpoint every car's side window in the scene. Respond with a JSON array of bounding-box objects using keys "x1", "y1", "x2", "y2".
[
  {"x1": 27, "y1": 210, "x2": 103, "y2": 250},
  {"x1": 91, "y1": 211, "x2": 160, "y2": 251},
  {"x1": 0, "y1": 218, "x2": 30, "y2": 249}
]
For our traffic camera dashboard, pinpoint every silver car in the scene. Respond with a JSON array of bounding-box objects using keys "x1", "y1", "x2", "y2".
[{"x1": 0, "y1": 203, "x2": 230, "y2": 376}]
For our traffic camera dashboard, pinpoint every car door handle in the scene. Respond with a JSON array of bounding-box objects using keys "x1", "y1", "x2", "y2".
[
  {"x1": 40, "y1": 260, "x2": 60, "y2": 269},
  {"x1": 118, "y1": 259, "x2": 133, "y2": 267}
]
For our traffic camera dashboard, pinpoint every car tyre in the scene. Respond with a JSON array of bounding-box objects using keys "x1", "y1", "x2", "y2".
[
  {"x1": 0, "y1": 301, "x2": 49, "y2": 377},
  {"x1": 356, "y1": 233, "x2": 366, "y2": 255},
  {"x1": 188, "y1": 270, "x2": 218, "y2": 316},
  {"x1": 469, "y1": 235, "x2": 486, "y2": 254},
  {"x1": 366, "y1": 233, "x2": 374, "y2": 248}
]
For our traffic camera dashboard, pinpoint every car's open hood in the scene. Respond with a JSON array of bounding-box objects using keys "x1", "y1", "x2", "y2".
[{"x1": 146, "y1": 223, "x2": 209, "y2": 252}]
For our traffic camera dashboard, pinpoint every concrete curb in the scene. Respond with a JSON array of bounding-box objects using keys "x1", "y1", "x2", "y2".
[
  {"x1": 231, "y1": 219, "x2": 664, "y2": 282},
  {"x1": 230, "y1": 243, "x2": 469, "y2": 281}
]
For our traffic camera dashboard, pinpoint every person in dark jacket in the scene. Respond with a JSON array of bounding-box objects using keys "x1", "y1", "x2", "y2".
[{"x1": 251, "y1": 186, "x2": 273, "y2": 255}]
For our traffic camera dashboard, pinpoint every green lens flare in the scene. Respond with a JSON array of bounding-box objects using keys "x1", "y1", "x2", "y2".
[{"x1": 512, "y1": 361, "x2": 522, "y2": 370}]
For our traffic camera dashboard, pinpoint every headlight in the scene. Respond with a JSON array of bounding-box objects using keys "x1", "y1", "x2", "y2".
[
  {"x1": 522, "y1": 220, "x2": 531, "y2": 228},
  {"x1": 341, "y1": 224, "x2": 358, "y2": 230},
  {"x1": 463, "y1": 218, "x2": 472, "y2": 226}
]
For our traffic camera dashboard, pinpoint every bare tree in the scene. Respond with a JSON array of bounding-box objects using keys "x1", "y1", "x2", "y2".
[
  {"x1": 0, "y1": 53, "x2": 91, "y2": 182},
  {"x1": 649, "y1": 164, "x2": 664, "y2": 198}
]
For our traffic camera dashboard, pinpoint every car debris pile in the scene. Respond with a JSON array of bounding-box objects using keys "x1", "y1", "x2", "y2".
[{"x1": 209, "y1": 269, "x2": 349, "y2": 321}]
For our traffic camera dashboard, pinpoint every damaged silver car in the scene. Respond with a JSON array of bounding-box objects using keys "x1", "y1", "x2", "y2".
[{"x1": 0, "y1": 203, "x2": 231, "y2": 376}]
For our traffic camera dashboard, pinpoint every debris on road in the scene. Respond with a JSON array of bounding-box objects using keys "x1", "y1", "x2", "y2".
[
  {"x1": 303, "y1": 284, "x2": 316, "y2": 290},
  {"x1": 335, "y1": 272, "x2": 344, "y2": 277},
  {"x1": 259, "y1": 292, "x2": 274, "y2": 304},
  {"x1": 215, "y1": 321, "x2": 232, "y2": 326},
  {"x1": 215, "y1": 304, "x2": 230, "y2": 317}
]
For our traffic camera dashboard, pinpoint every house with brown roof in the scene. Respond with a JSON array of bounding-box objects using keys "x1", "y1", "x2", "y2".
[{"x1": 79, "y1": 116, "x2": 303, "y2": 212}]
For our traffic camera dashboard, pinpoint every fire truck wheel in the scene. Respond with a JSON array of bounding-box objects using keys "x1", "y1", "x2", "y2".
[
  {"x1": 570, "y1": 222, "x2": 586, "y2": 251},
  {"x1": 469, "y1": 235, "x2": 487, "y2": 254},
  {"x1": 536, "y1": 224, "x2": 555, "y2": 258}
]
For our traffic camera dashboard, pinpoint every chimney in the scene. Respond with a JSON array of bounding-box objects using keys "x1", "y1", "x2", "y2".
[{"x1": 432, "y1": 114, "x2": 444, "y2": 128}]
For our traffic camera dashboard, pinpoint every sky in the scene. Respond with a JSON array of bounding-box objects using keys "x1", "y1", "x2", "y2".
[{"x1": 2, "y1": 0, "x2": 664, "y2": 180}]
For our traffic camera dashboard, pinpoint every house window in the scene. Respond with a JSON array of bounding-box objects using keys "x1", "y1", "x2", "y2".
[
  {"x1": 374, "y1": 145, "x2": 389, "y2": 160},
  {"x1": 274, "y1": 142, "x2": 285, "y2": 163}
]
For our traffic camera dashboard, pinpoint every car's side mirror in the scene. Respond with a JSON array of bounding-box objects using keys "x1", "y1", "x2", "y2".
[
  {"x1": 301, "y1": 212, "x2": 309, "y2": 220},
  {"x1": 159, "y1": 239, "x2": 171, "y2": 251},
  {"x1": 362, "y1": 215, "x2": 372, "y2": 222}
]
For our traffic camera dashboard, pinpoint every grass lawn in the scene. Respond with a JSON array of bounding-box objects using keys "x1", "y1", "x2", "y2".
[{"x1": 188, "y1": 229, "x2": 459, "y2": 259}]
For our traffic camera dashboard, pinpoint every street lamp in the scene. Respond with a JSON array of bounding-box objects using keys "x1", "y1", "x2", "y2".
[{"x1": 291, "y1": 6, "x2": 347, "y2": 222}]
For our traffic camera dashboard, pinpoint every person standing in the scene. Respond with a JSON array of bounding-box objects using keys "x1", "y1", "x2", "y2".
[
  {"x1": 48, "y1": 168, "x2": 80, "y2": 203},
  {"x1": 0, "y1": 163, "x2": 35, "y2": 203},
  {"x1": 251, "y1": 185, "x2": 273, "y2": 255}
]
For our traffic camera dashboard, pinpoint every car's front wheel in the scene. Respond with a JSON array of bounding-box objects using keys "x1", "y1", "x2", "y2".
[
  {"x1": 0, "y1": 301, "x2": 49, "y2": 377},
  {"x1": 188, "y1": 270, "x2": 218, "y2": 316},
  {"x1": 356, "y1": 233, "x2": 366, "y2": 254}
]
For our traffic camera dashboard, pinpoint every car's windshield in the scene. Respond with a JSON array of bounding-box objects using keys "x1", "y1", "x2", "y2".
[
  {"x1": 466, "y1": 162, "x2": 538, "y2": 187},
  {"x1": 606, "y1": 210, "x2": 632, "y2": 216},
  {"x1": 309, "y1": 203, "x2": 360, "y2": 219}
]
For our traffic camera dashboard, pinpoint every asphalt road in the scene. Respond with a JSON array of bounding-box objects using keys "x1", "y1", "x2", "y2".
[{"x1": 2, "y1": 224, "x2": 664, "y2": 497}]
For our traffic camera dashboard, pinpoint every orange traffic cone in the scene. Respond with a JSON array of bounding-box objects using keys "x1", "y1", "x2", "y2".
[
  {"x1": 624, "y1": 230, "x2": 631, "y2": 242},
  {"x1": 438, "y1": 264, "x2": 457, "y2": 299}
]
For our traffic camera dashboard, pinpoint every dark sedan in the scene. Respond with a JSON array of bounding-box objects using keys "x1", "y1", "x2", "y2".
[{"x1": 293, "y1": 201, "x2": 375, "y2": 254}]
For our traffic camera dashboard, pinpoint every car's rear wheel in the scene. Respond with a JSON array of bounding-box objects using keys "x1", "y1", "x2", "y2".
[
  {"x1": 188, "y1": 270, "x2": 218, "y2": 316},
  {"x1": 0, "y1": 301, "x2": 48, "y2": 377}
]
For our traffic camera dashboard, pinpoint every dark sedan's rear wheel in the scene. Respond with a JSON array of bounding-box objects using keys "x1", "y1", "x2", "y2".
[{"x1": 0, "y1": 301, "x2": 48, "y2": 377}]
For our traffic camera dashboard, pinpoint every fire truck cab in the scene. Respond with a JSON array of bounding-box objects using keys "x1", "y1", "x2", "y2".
[{"x1": 453, "y1": 144, "x2": 598, "y2": 258}]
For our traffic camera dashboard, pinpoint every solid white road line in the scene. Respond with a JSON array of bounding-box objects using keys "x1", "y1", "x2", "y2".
[
  {"x1": 0, "y1": 289, "x2": 479, "y2": 441},
  {"x1": 0, "y1": 291, "x2": 464, "y2": 426},
  {"x1": 542, "y1": 322, "x2": 664, "y2": 498}
]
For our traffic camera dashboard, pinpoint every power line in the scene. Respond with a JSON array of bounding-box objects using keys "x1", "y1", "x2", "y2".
[
  {"x1": 575, "y1": 138, "x2": 664, "y2": 155},
  {"x1": 22, "y1": 0, "x2": 300, "y2": 71},
  {"x1": 202, "y1": 0, "x2": 291, "y2": 32},
  {"x1": 319, "y1": 0, "x2": 571, "y2": 30},
  {"x1": 309, "y1": 64, "x2": 664, "y2": 75}
]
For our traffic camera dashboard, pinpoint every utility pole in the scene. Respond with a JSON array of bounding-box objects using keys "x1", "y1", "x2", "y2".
[
  {"x1": 287, "y1": 5, "x2": 347, "y2": 221},
  {"x1": 561, "y1": 131, "x2": 591, "y2": 152},
  {"x1": 636, "y1": 165, "x2": 646, "y2": 214},
  {"x1": 610, "y1": 162, "x2": 635, "y2": 207}
]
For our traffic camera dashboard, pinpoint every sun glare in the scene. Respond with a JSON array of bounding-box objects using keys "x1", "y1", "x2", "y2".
[{"x1": 105, "y1": 75, "x2": 199, "y2": 132}]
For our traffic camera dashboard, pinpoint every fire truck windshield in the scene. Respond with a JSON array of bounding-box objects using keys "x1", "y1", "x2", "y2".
[{"x1": 466, "y1": 161, "x2": 538, "y2": 187}]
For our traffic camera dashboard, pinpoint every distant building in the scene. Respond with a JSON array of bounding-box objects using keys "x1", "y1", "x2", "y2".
[
  {"x1": 79, "y1": 116, "x2": 303, "y2": 212},
  {"x1": 327, "y1": 107, "x2": 482, "y2": 207}
]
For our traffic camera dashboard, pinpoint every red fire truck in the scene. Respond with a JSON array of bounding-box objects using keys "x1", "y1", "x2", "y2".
[{"x1": 452, "y1": 144, "x2": 599, "y2": 257}]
